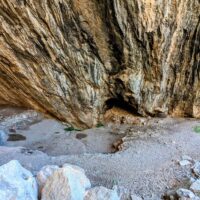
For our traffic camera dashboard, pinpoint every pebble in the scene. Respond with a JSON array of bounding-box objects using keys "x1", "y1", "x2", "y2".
[
  {"x1": 182, "y1": 155, "x2": 193, "y2": 161},
  {"x1": 176, "y1": 188, "x2": 195, "y2": 198},
  {"x1": 192, "y1": 162, "x2": 200, "y2": 177},
  {"x1": 179, "y1": 160, "x2": 192, "y2": 166},
  {"x1": 190, "y1": 179, "x2": 200, "y2": 193},
  {"x1": 131, "y1": 194, "x2": 143, "y2": 200}
]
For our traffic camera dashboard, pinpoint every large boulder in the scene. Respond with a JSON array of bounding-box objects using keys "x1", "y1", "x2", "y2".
[
  {"x1": 41, "y1": 164, "x2": 91, "y2": 200},
  {"x1": 0, "y1": 160, "x2": 38, "y2": 200},
  {"x1": 84, "y1": 186, "x2": 120, "y2": 200},
  {"x1": 36, "y1": 165, "x2": 59, "y2": 192}
]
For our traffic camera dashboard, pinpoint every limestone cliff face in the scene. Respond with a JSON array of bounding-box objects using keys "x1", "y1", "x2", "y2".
[{"x1": 0, "y1": 0, "x2": 199, "y2": 128}]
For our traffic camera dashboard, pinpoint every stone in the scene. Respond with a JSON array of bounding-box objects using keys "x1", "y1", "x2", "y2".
[
  {"x1": 176, "y1": 188, "x2": 195, "y2": 199},
  {"x1": 190, "y1": 179, "x2": 200, "y2": 193},
  {"x1": 182, "y1": 155, "x2": 193, "y2": 162},
  {"x1": 112, "y1": 185, "x2": 130, "y2": 200},
  {"x1": 84, "y1": 186, "x2": 120, "y2": 200},
  {"x1": 0, "y1": 0, "x2": 199, "y2": 128},
  {"x1": 163, "y1": 189, "x2": 178, "y2": 200},
  {"x1": 179, "y1": 160, "x2": 192, "y2": 166},
  {"x1": 192, "y1": 162, "x2": 200, "y2": 177},
  {"x1": 190, "y1": 178, "x2": 197, "y2": 184},
  {"x1": 36, "y1": 165, "x2": 59, "y2": 191},
  {"x1": 0, "y1": 160, "x2": 38, "y2": 200},
  {"x1": 0, "y1": 130, "x2": 7, "y2": 145},
  {"x1": 41, "y1": 164, "x2": 91, "y2": 200},
  {"x1": 193, "y1": 197, "x2": 200, "y2": 200},
  {"x1": 131, "y1": 194, "x2": 143, "y2": 200}
]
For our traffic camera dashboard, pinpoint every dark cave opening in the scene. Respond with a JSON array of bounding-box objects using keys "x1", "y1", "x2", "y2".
[{"x1": 105, "y1": 98, "x2": 140, "y2": 115}]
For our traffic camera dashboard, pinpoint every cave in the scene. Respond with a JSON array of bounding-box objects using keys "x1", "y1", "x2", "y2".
[
  {"x1": 105, "y1": 98, "x2": 140, "y2": 115},
  {"x1": 0, "y1": 1, "x2": 199, "y2": 199}
]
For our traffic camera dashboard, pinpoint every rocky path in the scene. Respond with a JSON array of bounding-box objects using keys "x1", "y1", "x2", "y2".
[{"x1": 0, "y1": 107, "x2": 200, "y2": 199}]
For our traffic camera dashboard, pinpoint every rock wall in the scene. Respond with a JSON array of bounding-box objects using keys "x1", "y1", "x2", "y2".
[{"x1": 0, "y1": 0, "x2": 199, "y2": 128}]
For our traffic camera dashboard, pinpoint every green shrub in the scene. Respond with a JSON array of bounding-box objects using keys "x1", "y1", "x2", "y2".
[
  {"x1": 194, "y1": 126, "x2": 200, "y2": 133},
  {"x1": 96, "y1": 123, "x2": 104, "y2": 128},
  {"x1": 64, "y1": 127, "x2": 81, "y2": 132}
]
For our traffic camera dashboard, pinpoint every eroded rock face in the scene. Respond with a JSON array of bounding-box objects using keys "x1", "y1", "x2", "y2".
[{"x1": 0, "y1": 0, "x2": 199, "y2": 128}]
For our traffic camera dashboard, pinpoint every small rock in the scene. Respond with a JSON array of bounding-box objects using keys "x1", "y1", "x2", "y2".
[
  {"x1": 163, "y1": 189, "x2": 178, "y2": 200},
  {"x1": 0, "y1": 130, "x2": 7, "y2": 145},
  {"x1": 190, "y1": 177, "x2": 196, "y2": 184},
  {"x1": 192, "y1": 162, "x2": 200, "y2": 177},
  {"x1": 0, "y1": 160, "x2": 38, "y2": 200},
  {"x1": 131, "y1": 194, "x2": 143, "y2": 200},
  {"x1": 190, "y1": 179, "x2": 200, "y2": 193},
  {"x1": 112, "y1": 185, "x2": 130, "y2": 200},
  {"x1": 41, "y1": 164, "x2": 91, "y2": 200},
  {"x1": 179, "y1": 160, "x2": 192, "y2": 166},
  {"x1": 182, "y1": 155, "x2": 193, "y2": 161},
  {"x1": 36, "y1": 165, "x2": 59, "y2": 191},
  {"x1": 193, "y1": 196, "x2": 200, "y2": 200},
  {"x1": 176, "y1": 188, "x2": 195, "y2": 198},
  {"x1": 84, "y1": 186, "x2": 120, "y2": 200}
]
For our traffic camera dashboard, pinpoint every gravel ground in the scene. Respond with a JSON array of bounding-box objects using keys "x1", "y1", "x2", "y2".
[{"x1": 0, "y1": 107, "x2": 200, "y2": 199}]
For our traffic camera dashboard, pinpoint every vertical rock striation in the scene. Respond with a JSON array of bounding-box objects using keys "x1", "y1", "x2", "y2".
[{"x1": 0, "y1": 0, "x2": 199, "y2": 128}]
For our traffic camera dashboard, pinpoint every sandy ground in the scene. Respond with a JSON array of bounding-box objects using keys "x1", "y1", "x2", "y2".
[{"x1": 0, "y1": 107, "x2": 200, "y2": 199}]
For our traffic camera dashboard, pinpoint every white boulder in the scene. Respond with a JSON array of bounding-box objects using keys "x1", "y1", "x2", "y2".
[
  {"x1": 36, "y1": 165, "x2": 59, "y2": 191},
  {"x1": 84, "y1": 186, "x2": 120, "y2": 200},
  {"x1": 0, "y1": 160, "x2": 38, "y2": 200},
  {"x1": 41, "y1": 164, "x2": 91, "y2": 200}
]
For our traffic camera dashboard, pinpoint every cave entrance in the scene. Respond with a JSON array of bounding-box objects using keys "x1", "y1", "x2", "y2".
[
  {"x1": 104, "y1": 98, "x2": 141, "y2": 124},
  {"x1": 105, "y1": 98, "x2": 139, "y2": 114}
]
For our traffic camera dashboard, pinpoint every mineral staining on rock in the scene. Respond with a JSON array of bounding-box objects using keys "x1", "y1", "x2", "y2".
[
  {"x1": 0, "y1": 0, "x2": 199, "y2": 128},
  {"x1": 41, "y1": 164, "x2": 91, "y2": 200}
]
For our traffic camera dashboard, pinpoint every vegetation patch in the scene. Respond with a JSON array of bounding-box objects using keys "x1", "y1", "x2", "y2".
[
  {"x1": 64, "y1": 127, "x2": 81, "y2": 132},
  {"x1": 194, "y1": 126, "x2": 200, "y2": 133},
  {"x1": 96, "y1": 122, "x2": 104, "y2": 128}
]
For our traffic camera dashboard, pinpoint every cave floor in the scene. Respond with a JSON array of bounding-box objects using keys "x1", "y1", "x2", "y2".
[{"x1": 0, "y1": 107, "x2": 200, "y2": 199}]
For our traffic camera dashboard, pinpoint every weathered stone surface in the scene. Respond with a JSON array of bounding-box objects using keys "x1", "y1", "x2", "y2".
[
  {"x1": 0, "y1": 130, "x2": 7, "y2": 145},
  {"x1": 179, "y1": 160, "x2": 192, "y2": 166},
  {"x1": 192, "y1": 162, "x2": 200, "y2": 177},
  {"x1": 36, "y1": 165, "x2": 59, "y2": 192},
  {"x1": 84, "y1": 186, "x2": 120, "y2": 200},
  {"x1": 131, "y1": 194, "x2": 143, "y2": 200},
  {"x1": 190, "y1": 179, "x2": 200, "y2": 193},
  {"x1": 0, "y1": 160, "x2": 38, "y2": 200},
  {"x1": 176, "y1": 188, "x2": 195, "y2": 199},
  {"x1": 41, "y1": 164, "x2": 91, "y2": 200},
  {"x1": 0, "y1": 0, "x2": 199, "y2": 128}
]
